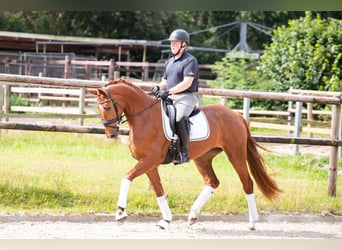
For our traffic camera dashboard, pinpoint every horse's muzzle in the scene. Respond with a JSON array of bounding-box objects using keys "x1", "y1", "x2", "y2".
[{"x1": 106, "y1": 127, "x2": 119, "y2": 138}]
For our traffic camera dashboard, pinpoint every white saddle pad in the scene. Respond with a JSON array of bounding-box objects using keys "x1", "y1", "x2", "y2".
[{"x1": 161, "y1": 104, "x2": 210, "y2": 142}]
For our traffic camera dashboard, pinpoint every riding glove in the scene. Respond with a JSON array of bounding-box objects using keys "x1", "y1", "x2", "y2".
[
  {"x1": 158, "y1": 90, "x2": 170, "y2": 100},
  {"x1": 152, "y1": 85, "x2": 160, "y2": 97}
]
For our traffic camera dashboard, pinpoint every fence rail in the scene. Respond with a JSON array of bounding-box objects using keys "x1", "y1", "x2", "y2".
[
  {"x1": 0, "y1": 56, "x2": 214, "y2": 81},
  {"x1": 1, "y1": 121, "x2": 341, "y2": 146},
  {"x1": 0, "y1": 73, "x2": 341, "y2": 196}
]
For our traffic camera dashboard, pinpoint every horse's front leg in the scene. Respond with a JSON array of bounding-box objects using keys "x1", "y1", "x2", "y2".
[
  {"x1": 115, "y1": 159, "x2": 155, "y2": 222},
  {"x1": 145, "y1": 168, "x2": 172, "y2": 229},
  {"x1": 115, "y1": 177, "x2": 131, "y2": 221},
  {"x1": 115, "y1": 158, "x2": 171, "y2": 228}
]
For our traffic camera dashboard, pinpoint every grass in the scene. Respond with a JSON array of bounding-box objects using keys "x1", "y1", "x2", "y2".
[{"x1": 0, "y1": 130, "x2": 341, "y2": 216}]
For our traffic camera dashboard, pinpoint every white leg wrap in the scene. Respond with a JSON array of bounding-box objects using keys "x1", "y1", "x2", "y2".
[
  {"x1": 117, "y1": 178, "x2": 131, "y2": 209},
  {"x1": 157, "y1": 195, "x2": 172, "y2": 221},
  {"x1": 191, "y1": 186, "x2": 215, "y2": 214},
  {"x1": 245, "y1": 193, "x2": 259, "y2": 222}
]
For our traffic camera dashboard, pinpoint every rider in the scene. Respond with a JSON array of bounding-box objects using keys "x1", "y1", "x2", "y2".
[{"x1": 152, "y1": 29, "x2": 200, "y2": 165}]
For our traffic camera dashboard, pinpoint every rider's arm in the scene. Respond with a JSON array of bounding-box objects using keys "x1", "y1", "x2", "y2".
[
  {"x1": 168, "y1": 76, "x2": 194, "y2": 94},
  {"x1": 159, "y1": 78, "x2": 167, "y2": 90}
]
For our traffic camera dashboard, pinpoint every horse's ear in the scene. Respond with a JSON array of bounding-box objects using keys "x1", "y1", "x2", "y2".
[
  {"x1": 87, "y1": 88, "x2": 98, "y2": 96},
  {"x1": 87, "y1": 88, "x2": 108, "y2": 98},
  {"x1": 97, "y1": 88, "x2": 108, "y2": 98}
]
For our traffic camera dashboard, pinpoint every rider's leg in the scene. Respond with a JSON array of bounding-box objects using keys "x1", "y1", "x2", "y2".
[
  {"x1": 173, "y1": 117, "x2": 190, "y2": 164},
  {"x1": 171, "y1": 93, "x2": 199, "y2": 165}
]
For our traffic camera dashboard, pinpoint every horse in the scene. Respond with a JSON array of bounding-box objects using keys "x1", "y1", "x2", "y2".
[{"x1": 87, "y1": 78, "x2": 282, "y2": 230}]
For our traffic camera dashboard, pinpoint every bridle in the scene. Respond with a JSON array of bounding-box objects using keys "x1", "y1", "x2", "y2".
[
  {"x1": 99, "y1": 87, "x2": 124, "y2": 132},
  {"x1": 98, "y1": 87, "x2": 159, "y2": 133}
]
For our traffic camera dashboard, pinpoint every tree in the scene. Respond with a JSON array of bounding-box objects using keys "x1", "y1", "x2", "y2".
[
  {"x1": 1, "y1": 11, "x2": 341, "y2": 67},
  {"x1": 258, "y1": 12, "x2": 342, "y2": 91}
]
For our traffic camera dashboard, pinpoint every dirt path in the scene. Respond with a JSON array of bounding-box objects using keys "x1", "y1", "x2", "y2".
[{"x1": 0, "y1": 213, "x2": 341, "y2": 239}]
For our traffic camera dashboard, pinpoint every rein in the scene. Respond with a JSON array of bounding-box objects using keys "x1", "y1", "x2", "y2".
[
  {"x1": 122, "y1": 99, "x2": 159, "y2": 123},
  {"x1": 100, "y1": 87, "x2": 159, "y2": 128}
]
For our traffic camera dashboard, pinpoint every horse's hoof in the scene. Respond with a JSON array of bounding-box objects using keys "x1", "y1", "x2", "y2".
[
  {"x1": 115, "y1": 210, "x2": 128, "y2": 222},
  {"x1": 188, "y1": 210, "x2": 198, "y2": 226},
  {"x1": 248, "y1": 222, "x2": 256, "y2": 230},
  {"x1": 156, "y1": 219, "x2": 170, "y2": 230},
  {"x1": 188, "y1": 217, "x2": 197, "y2": 226}
]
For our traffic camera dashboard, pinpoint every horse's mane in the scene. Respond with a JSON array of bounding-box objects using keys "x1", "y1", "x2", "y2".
[
  {"x1": 105, "y1": 78, "x2": 139, "y2": 90},
  {"x1": 104, "y1": 78, "x2": 154, "y2": 101}
]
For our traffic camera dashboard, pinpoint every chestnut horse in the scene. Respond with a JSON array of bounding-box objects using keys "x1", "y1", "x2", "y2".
[{"x1": 87, "y1": 78, "x2": 282, "y2": 230}]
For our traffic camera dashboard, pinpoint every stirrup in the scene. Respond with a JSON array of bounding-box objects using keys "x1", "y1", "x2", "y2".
[{"x1": 173, "y1": 152, "x2": 189, "y2": 165}]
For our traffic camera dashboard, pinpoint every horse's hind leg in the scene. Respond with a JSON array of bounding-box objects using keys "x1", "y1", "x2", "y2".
[
  {"x1": 189, "y1": 149, "x2": 222, "y2": 225},
  {"x1": 224, "y1": 145, "x2": 258, "y2": 230}
]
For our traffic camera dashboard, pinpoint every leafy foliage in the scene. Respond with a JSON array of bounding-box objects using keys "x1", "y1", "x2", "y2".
[
  {"x1": 211, "y1": 53, "x2": 261, "y2": 90},
  {"x1": 258, "y1": 12, "x2": 342, "y2": 91},
  {"x1": 210, "y1": 52, "x2": 278, "y2": 109},
  {"x1": 0, "y1": 11, "x2": 311, "y2": 63},
  {"x1": 10, "y1": 94, "x2": 30, "y2": 107}
]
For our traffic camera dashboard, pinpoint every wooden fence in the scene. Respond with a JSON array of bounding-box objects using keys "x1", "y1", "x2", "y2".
[
  {"x1": 0, "y1": 73, "x2": 341, "y2": 196},
  {"x1": 0, "y1": 56, "x2": 214, "y2": 82}
]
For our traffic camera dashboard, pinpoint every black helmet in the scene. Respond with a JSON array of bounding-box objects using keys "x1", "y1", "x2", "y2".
[{"x1": 168, "y1": 29, "x2": 190, "y2": 44}]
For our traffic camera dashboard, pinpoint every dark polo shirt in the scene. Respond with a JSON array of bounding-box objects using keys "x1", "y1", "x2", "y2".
[{"x1": 163, "y1": 52, "x2": 199, "y2": 93}]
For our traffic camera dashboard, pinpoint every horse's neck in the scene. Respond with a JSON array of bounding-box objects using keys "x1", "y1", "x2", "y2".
[{"x1": 122, "y1": 89, "x2": 157, "y2": 122}]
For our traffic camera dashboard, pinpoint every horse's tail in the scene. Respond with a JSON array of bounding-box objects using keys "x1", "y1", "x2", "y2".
[{"x1": 241, "y1": 117, "x2": 283, "y2": 200}]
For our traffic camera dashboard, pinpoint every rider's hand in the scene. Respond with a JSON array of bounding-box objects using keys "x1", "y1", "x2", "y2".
[
  {"x1": 152, "y1": 85, "x2": 160, "y2": 97},
  {"x1": 158, "y1": 90, "x2": 170, "y2": 100}
]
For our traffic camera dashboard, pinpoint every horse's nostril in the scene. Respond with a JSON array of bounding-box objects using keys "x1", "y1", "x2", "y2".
[{"x1": 107, "y1": 133, "x2": 118, "y2": 139}]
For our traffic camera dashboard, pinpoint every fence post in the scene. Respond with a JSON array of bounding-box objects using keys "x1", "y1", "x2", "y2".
[
  {"x1": 243, "y1": 97, "x2": 250, "y2": 125},
  {"x1": 143, "y1": 64, "x2": 149, "y2": 81},
  {"x1": 0, "y1": 83, "x2": 3, "y2": 122},
  {"x1": 109, "y1": 59, "x2": 115, "y2": 80},
  {"x1": 64, "y1": 55, "x2": 71, "y2": 79},
  {"x1": 220, "y1": 97, "x2": 227, "y2": 106},
  {"x1": 307, "y1": 102, "x2": 313, "y2": 138},
  {"x1": 3, "y1": 84, "x2": 9, "y2": 122},
  {"x1": 287, "y1": 87, "x2": 293, "y2": 136},
  {"x1": 4, "y1": 57, "x2": 9, "y2": 74},
  {"x1": 79, "y1": 88, "x2": 85, "y2": 126},
  {"x1": 25, "y1": 59, "x2": 32, "y2": 76},
  {"x1": 293, "y1": 99, "x2": 303, "y2": 155},
  {"x1": 328, "y1": 102, "x2": 341, "y2": 197},
  {"x1": 339, "y1": 107, "x2": 342, "y2": 158},
  {"x1": 85, "y1": 65, "x2": 91, "y2": 79},
  {"x1": 287, "y1": 100, "x2": 293, "y2": 135}
]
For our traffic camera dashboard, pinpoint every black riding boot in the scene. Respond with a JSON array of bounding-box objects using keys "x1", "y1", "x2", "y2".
[{"x1": 173, "y1": 117, "x2": 190, "y2": 165}]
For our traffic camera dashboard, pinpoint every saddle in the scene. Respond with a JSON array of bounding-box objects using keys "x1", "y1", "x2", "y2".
[{"x1": 161, "y1": 98, "x2": 210, "y2": 164}]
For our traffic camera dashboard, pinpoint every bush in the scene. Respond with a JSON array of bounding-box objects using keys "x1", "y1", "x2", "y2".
[
  {"x1": 209, "y1": 52, "x2": 283, "y2": 110},
  {"x1": 10, "y1": 94, "x2": 30, "y2": 107},
  {"x1": 258, "y1": 12, "x2": 342, "y2": 91}
]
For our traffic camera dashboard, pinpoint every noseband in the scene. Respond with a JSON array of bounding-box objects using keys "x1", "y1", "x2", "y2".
[{"x1": 99, "y1": 87, "x2": 124, "y2": 130}]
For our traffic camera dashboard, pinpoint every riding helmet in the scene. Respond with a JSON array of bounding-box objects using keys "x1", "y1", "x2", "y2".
[{"x1": 168, "y1": 29, "x2": 190, "y2": 44}]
